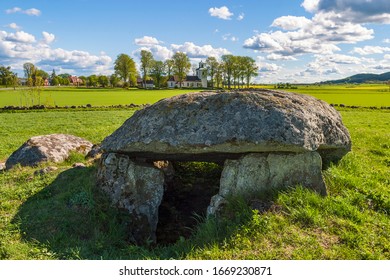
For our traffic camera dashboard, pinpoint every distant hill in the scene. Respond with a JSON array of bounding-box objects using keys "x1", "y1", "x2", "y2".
[{"x1": 323, "y1": 72, "x2": 390, "y2": 84}]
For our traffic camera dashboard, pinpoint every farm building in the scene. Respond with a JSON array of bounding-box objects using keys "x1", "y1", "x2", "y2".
[
  {"x1": 69, "y1": 76, "x2": 83, "y2": 86},
  {"x1": 167, "y1": 61, "x2": 207, "y2": 88},
  {"x1": 137, "y1": 77, "x2": 154, "y2": 89}
]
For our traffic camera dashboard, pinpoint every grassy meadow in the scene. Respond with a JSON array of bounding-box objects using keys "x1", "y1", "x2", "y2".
[
  {"x1": 290, "y1": 84, "x2": 390, "y2": 107},
  {"x1": 0, "y1": 87, "x2": 196, "y2": 107},
  {"x1": 0, "y1": 85, "x2": 389, "y2": 259},
  {"x1": 0, "y1": 83, "x2": 390, "y2": 108}
]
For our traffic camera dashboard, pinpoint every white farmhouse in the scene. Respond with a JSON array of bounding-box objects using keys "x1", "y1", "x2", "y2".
[{"x1": 167, "y1": 61, "x2": 207, "y2": 88}]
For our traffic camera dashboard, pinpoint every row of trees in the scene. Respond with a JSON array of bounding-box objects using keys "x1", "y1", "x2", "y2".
[
  {"x1": 1, "y1": 52, "x2": 259, "y2": 89},
  {"x1": 206, "y1": 55, "x2": 258, "y2": 88},
  {"x1": 113, "y1": 50, "x2": 192, "y2": 88},
  {"x1": 114, "y1": 50, "x2": 258, "y2": 89}
]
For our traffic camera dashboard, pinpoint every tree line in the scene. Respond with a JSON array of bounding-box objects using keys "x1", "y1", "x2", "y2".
[
  {"x1": 114, "y1": 50, "x2": 258, "y2": 89},
  {"x1": 1, "y1": 51, "x2": 259, "y2": 89}
]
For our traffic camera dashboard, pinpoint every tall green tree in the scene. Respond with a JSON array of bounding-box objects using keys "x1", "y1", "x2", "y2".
[
  {"x1": 242, "y1": 56, "x2": 258, "y2": 88},
  {"x1": 50, "y1": 69, "x2": 57, "y2": 86},
  {"x1": 150, "y1": 60, "x2": 166, "y2": 88},
  {"x1": 140, "y1": 50, "x2": 154, "y2": 88},
  {"x1": 172, "y1": 52, "x2": 191, "y2": 88},
  {"x1": 35, "y1": 69, "x2": 49, "y2": 80},
  {"x1": 9, "y1": 73, "x2": 19, "y2": 90},
  {"x1": 23, "y1": 62, "x2": 36, "y2": 79},
  {"x1": 87, "y1": 75, "x2": 98, "y2": 87},
  {"x1": 214, "y1": 63, "x2": 223, "y2": 88},
  {"x1": 78, "y1": 76, "x2": 87, "y2": 86},
  {"x1": 114, "y1": 54, "x2": 137, "y2": 87},
  {"x1": 165, "y1": 59, "x2": 174, "y2": 78},
  {"x1": 231, "y1": 56, "x2": 241, "y2": 88},
  {"x1": 51, "y1": 76, "x2": 60, "y2": 86},
  {"x1": 98, "y1": 75, "x2": 109, "y2": 87},
  {"x1": 221, "y1": 55, "x2": 234, "y2": 89},
  {"x1": 0, "y1": 65, "x2": 13, "y2": 87},
  {"x1": 110, "y1": 74, "x2": 120, "y2": 87},
  {"x1": 206, "y1": 56, "x2": 219, "y2": 88}
]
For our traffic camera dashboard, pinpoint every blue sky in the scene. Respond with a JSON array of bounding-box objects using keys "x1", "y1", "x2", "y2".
[{"x1": 1, "y1": 0, "x2": 390, "y2": 83}]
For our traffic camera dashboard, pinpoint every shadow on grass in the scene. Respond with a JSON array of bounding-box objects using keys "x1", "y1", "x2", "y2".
[
  {"x1": 13, "y1": 166, "x2": 137, "y2": 259},
  {"x1": 12, "y1": 164, "x2": 284, "y2": 260}
]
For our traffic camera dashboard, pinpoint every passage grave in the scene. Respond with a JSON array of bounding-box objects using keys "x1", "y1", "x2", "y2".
[{"x1": 97, "y1": 89, "x2": 351, "y2": 244}]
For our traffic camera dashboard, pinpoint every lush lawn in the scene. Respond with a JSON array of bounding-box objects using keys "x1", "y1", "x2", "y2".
[
  {"x1": 1, "y1": 84, "x2": 390, "y2": 108},
  {"x1": 289, "y1": 84, "x2": 390, "y2": 107},
  {"x1": 0, "y1": 87, "x2": 197, "y2": 107},
  {"x1": 0, "y1": 107, "x2": 389, "y2": 259}
]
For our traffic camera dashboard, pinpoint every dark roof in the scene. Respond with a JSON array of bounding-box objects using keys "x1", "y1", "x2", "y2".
[
  {"x1": 185, "y1": 75, "x2": 201, "y2": 82},
  {"x1": 167, "y1": 75, "x2": 201, "y2": 82}
]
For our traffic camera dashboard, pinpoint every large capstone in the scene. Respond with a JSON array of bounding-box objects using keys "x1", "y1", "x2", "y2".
[
  {"x1": 97, "y1": 90, "x2": 352, "y2": 244},
  {"x1": 102, "y1": 90, "x2": 351, "y2": 167},
  {"x1": 6, "y1": 134, "x2": 93, "y2": 169}
]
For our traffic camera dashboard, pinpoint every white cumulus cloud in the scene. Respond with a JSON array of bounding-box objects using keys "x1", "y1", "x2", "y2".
[
  {"x1": 352, "y1": 46, "x2": 390, "y2": 55},
  {"x1": 208, "y1": 6, "x2": 233, "y2": 20},
  {"x1": 171, "y1": 42, "x2": 231, "y2": 58},
  {"x1": 24, "y1": 8, "x2": 41, "y2": 16},
  {"x1": 7, "y1": 23, "x2": 21, "y2": 30},
  {"x1": 244, "y1": 11, "x2": 373, "y2": 58},
  {"x1": 0, "y1": 29, "x2": 112, "y2": 75},
  {"x1": 42, "y1": 32, "x2": 55, "y2": 44},
  {"x1": 256, "y1": 57, "x2": 281, "y2": 72},
  {"x1": 5, "y1": 7, "x2": 41, "y2": 16},
  {"x1": 134, "y1": 36, "x2": 162, "y2": 46},
  {"x1": 5, "y1": 31, "x2": 36, "y2": 43},
  {"x1": 133, "y1": 45, "x2": 173, "y2": 61},
  {"x1": 271, "y1": 16, "x2": 312, "y2": 30},
  {"x1": 266, "y1": 54, "x2": 297, "y2": 61},
  {"x1": 5, "y1": 7, "x2": 22, "y2": 14}
]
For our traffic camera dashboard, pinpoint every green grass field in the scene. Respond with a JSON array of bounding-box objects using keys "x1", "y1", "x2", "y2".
[
  {"x1": 0, "y1": 86, "x2": 389, "y2": 260},
  {"x1": 290, "y1": 84, "x2": 390, "y2": 107},
  {"x1": 1, "y1": 84, "x2": 390, "y2": 108},
  {"x1": 0, "y1": 87, "x2": 196, "y2": 107}
]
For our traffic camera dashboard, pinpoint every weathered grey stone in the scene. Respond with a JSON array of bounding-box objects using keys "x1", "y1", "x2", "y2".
[
  {"x1": 101, "y1": 90, "x2": 351, "y2": 167},
  {"x1": 5, "y1": 134, "x2": 93, "y2": 169},
  {"x1": 208, "y1": 152, "x2": 325, "y2": 216},
  {"x1": 97, "y1": 153, "x2": 164, "y2": 244}
]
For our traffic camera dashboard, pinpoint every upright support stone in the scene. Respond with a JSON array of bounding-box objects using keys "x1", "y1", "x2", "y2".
[
  {"x1": 97, "y1": 153, "x2": 164, "y2": 244},
  {"x1": 208, "y1": 152, "x2": 326, "y2": 216}
]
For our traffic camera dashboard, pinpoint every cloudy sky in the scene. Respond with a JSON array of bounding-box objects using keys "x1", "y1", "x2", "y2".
[{"x1": 1, "y1": 0, "x2": 390, "y2": 83}]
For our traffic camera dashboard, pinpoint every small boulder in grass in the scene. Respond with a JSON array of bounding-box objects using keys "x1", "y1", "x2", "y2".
[{"x1": 5, "y1": 134, "x2": 93, "y2": 169}]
